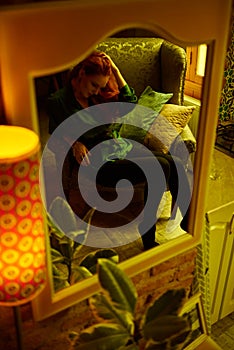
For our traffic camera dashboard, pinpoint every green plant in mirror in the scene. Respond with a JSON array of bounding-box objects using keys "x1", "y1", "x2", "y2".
[
  {"x1": 69, "y1": 259, "x2": 191, "y2": 350},
  {"x1": 47, "y1": 197, "x2": 119, "y2": 292}
]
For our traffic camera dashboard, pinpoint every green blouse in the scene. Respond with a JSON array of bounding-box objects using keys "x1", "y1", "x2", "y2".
[{"x1": 47, "y1": 83, "x2": 137, "y2": 135}]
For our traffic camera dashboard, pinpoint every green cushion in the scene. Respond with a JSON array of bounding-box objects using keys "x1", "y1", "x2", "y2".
[
  {"x1": 119, "y1": 86, "x2": 173, "y2": 143},
  {"x1": 138, "y1": 86, "x2": 173, "y2": 112}
]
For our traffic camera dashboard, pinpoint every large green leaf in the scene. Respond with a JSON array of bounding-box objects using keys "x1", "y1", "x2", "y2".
[
  {"x1": 52, "y1": 265, "x2": 70, "y2": 292},
  {"x1": 80, "y1": 249, "x2": 119, "y2": 274},
  {"x1": 67, "y1": 230, "x2": 86, "y2": 243},
  {"x1": 58, "y1": 243, "x2": 73, "y2": 262},
  {"x1": 48, "y1": 197, "x2": 95, "y2": 248},
  {"x1": 144, "y1": 328, "x2": 191, "y2": 350},
  {"x1": 92, "y1": 249, "x2": 119, "y2": 263},
  {"x1": 47, "y1": 214, "x2": 65, "y2": 238},
  {"x1": 52, "y1": 261, "x2": 69, "y2": 280},
  {"x1": 49, "y1": 196, "x2": 78, "y2": 234},
  {"x1": 144, "y1": 340, "x2": 167, "y2": 350},
  {"x1": 142, "y1": 315, "x2": 191, "y2": 342},
  {"x1": 65, "y1": 209, "x2": 96, "y2": 244},
  {"x1": 53, "y1": 277, "x2": 70, "y2": 292},
  {"x1": 89, "y1": 293, "x2": 134, "y2": 335},
  {"x1": 70, "y1": 266, "x2": 93, "y2": 284},
  {"x1": 73, "y1": 323, "x2": 130, "y2": 350},
  {"x1": 143, "y1": 289, "x2": 186, "y2": 327},
  {"x1": 119, "y1": 345, "x2": 139, "y2": 350},
  {"x1": 50, "y1": 248, "x2": 65, "y2": 263},
  {"x1": 97, "y1": 259, "x2": 137, "y2": 313},
  {"x1": 145, "y1": 335, "x2": 191, "y2": 350},
  {"x1": 74, "y1": 207, "x2": 96, "y2": 244}
]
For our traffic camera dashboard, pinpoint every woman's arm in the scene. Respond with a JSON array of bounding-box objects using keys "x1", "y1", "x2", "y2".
[
  {"x1": 72, "y1": 141, "x2": 90, "y2": 166},
  {"x1": 109, "y1": 57, "x2": 127, "y2": 90},
  {"x1": 106, "y1": 54, "x2": 138, "y2": 103}
]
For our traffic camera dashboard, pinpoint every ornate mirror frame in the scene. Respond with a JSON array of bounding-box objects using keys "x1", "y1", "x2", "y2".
[{"x1": 0, "y1": 0, "x2": 232, "y2": 321}]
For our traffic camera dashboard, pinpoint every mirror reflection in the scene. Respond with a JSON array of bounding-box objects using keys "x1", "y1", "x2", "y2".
[{"x1": 35, "y1": 28, "x2": 205, "y2": 293}]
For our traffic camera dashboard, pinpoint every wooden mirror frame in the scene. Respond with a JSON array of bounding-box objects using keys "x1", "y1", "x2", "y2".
[{"x1": 0, "y1": 0, "x2": 232, "y2": 321}]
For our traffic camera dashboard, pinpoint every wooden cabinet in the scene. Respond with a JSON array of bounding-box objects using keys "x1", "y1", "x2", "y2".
[{"x1": 206, "y1": 201, "x2": 234, "y2": 324}]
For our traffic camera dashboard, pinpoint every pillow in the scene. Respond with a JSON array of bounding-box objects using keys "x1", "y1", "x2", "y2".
[
  {"x1": 119, "y1": 86, "x2": 173, "y2": 142},
  {"x1": 137, "y1": 86, "x2": 173, "y2": 113},
  {"x1": 144, "y1": 104, "x2": 195, "y2": 154}
]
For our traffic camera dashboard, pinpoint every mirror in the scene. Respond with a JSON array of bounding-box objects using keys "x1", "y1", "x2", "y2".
[
  {"x1": 34, "y1": 28, "x2": 202, "y2": 294},
  {"x1": 0, "y1": 0, "x2": 231, "y2": 321}
]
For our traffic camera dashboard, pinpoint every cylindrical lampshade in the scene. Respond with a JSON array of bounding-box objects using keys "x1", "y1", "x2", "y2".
[{"x1": 0, "y1": 125, "x2": 46, "y2": 306}]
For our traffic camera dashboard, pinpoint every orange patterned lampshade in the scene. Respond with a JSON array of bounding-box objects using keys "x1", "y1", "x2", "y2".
[{"x1": 0, "y1": 125, "x2": 46, "y2": 306}]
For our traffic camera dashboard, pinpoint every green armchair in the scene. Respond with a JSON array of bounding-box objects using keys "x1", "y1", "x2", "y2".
[
  {"x1": 97, "y1": 37, "x2": 186, "y2": 104},
  {"x1": 96, "y1": 37, "x2": 196, "y2": 156}
]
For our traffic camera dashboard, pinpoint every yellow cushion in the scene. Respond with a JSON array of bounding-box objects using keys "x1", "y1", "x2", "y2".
[{"x1": 144, "y1": 104, "x2": 195, "y2": 154}]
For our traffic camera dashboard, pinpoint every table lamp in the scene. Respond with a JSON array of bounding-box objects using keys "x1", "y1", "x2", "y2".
[{"x1": 0, "y1": 125, "x2": 46, "y2": 350}]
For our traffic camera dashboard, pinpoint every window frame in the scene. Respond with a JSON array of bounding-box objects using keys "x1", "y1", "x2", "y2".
[{"x1": 185, "y1": 45, "x2": 206, "y2": 100}]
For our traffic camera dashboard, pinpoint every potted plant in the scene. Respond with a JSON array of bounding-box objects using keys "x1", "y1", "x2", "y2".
[
  {"x1": 69, "y1": 259, "x2": 192, "y2": 350},
  {"x1": 47, "y1": 197, "x2": 119, "y2": 291}
]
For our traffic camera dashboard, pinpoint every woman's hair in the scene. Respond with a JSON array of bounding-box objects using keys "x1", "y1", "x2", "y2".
[{"x1": 69, "y1": 50, "x2": 120, "y2": 102}]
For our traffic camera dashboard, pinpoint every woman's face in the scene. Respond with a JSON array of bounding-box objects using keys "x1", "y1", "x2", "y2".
[{"x1": 76, "y1": 71, "x2": 110, "y2": 99}]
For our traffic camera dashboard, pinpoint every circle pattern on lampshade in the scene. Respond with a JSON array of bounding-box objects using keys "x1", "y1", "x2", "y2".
[{"x1": 0, "y1": 153, "x2": 46, "y2": 305}]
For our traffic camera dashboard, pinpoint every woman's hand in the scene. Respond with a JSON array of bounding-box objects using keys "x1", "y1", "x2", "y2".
[{"x1": 72, "y1": 141, "x2": 90, "y2": 166}]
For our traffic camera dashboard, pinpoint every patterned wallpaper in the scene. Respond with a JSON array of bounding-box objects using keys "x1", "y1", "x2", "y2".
[{"x1": 219, "y1": 10, "x2": 234, "y2": 121}]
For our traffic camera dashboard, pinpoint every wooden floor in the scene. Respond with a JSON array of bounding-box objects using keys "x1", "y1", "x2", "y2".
[
  {"x1": 69, "y1": 186, "x2": 186, "y2": 263},
  {"x1": 211, "y1": 312, "x2": 234, "y2": 349}
]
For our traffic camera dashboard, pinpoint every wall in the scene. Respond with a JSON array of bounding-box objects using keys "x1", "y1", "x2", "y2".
[
  {"x1": 219, "y1": 6, "x2": 234, "y2": 121},
  {"x1": 0, "y1": 248, "x2": 197, "y2": 350}
]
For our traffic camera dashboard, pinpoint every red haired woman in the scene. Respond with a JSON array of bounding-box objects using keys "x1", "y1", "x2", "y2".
[
  {"x1": 47, "y1": 51, "x2": 191, "y2": 250},
  {"x1": 48, "y1": 51, "x2": 137, "y2": 163}
]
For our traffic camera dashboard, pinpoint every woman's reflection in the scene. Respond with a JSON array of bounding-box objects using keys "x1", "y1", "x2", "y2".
[{"x1": 43, "y1": 50, "x2": 192, "y2": 252}]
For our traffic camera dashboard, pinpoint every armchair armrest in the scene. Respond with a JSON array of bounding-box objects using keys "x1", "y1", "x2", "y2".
[
  {"x1": 160, "y1": 41, "x2": 187, "y2": 105},
  {"x1": 170, "y1": 124, "x2": 197, "y2": 161}
]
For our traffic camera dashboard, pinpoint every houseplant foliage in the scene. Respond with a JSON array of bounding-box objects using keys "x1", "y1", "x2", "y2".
[
  {"x1": 47, "y1": 197, "x2": 119, "y2": 291},
  {"x1": 69, "y1": 259, "x2": 191, "y2": 350}
]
